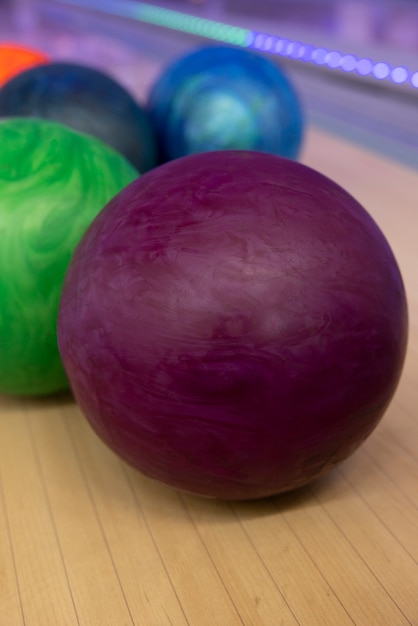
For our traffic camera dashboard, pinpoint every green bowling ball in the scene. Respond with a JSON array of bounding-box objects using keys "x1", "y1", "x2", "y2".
[{"x1": 0, "y1": 118, "x2": 138, "y2": 396}]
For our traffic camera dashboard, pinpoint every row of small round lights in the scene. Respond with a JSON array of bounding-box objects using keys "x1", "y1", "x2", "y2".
[
  {"x1": 249, "y1": 32, "x2": 414, "y2": 87},
  {"x1": 54, "y1": 0, "x2": 418, "y2": 89}
]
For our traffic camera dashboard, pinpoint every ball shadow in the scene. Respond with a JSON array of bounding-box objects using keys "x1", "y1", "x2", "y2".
[
  {"x1": 0, "y1": 388, "x2": 77, "y2": 418},
  {"x1": 180, "y1": 469, "x2": 342, "y2": 522},
  {"x1": 20, "y1": 389, "x2": 76, "y2": 410}
]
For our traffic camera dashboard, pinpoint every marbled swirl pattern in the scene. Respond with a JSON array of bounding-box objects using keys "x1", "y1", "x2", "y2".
[
  {"x1": 0, "y1": 118, "x2": 138, "y2": 395},
  {"x1": 0, "y1": 62, "x2": 158, "y2": 173},
  {"x1": 58, "y1": 151, "x2": 407, "y2": 499},
  {"x1": 148, "y1": 46, "x2": 304, "y2": 164}
]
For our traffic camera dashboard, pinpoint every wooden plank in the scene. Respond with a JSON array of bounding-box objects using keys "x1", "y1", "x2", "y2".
[
  {"x1": 63, "y1": 405, "x2": 190, "y2": 626},
  {"x1": 0, "y1": 401, "x2": 79, "y2": 625},
  {"x1": 312, "y1": 466, "x2": 418, "y2": 624},
  {"x1": 181, "y1": 495, "x2": 300, "y2": 626},
  {"x1": 125, "y1": 472, "x2": 245, "y2": 625},
  {"x1": 0, "y1": 461, "x2": 25, "y2": 626},
  {"x1": 26, "y1": 398, "x2": 135, "y2": 625}
]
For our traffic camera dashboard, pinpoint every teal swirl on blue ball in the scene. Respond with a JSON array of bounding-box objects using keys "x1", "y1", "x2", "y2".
[{"x1": 148, "y1": 46, "x2": 304, "y2": 163}]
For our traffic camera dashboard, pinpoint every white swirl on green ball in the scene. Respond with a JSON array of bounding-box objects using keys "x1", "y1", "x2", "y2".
[{"x1": 0, "y1": 118, "x2": 138, "y2": 395}]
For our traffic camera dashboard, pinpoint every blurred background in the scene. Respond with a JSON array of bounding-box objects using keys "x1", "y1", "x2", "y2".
[
  {"x1": 1, "y1": 5, "x2": 417, "y2": 625},
  {"x1": 156, "y1": 0, "x2": 418, "y2": 57},
  {"x1": 1, "y1": 0, "x2": 417, "y2": 169}
]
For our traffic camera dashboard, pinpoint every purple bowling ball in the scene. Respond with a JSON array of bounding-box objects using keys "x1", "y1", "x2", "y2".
[{"x1": 58, "y1": 151, "x2": 408, "y2": 500}]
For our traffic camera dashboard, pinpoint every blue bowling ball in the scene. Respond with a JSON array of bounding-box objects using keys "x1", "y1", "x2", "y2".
[
  {"x1": 148, "y1": 46, "x2": 304, "y2": 163},
  {"x1": 0, "y1": 62, "x2": 157, "y2": 173}
]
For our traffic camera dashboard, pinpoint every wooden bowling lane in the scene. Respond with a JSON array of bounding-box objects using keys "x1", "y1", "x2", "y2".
[{"x1": 1, "y1": 8, "x2": 418, "y2": 626}]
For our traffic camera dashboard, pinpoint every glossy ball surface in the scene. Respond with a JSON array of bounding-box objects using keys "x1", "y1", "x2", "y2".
[
  {"x1": 0, "y1": 118, "x2": 138, "y2": 396},
  {"x1": 148, "y1": 46, "x2": 304, "y2": 163},
  {"x1": 58, "y1": 151, "x2": 407, "y2": 500},
  {"x1": 0, "y1": 61, "x2": 157, "y2": 173},
  {"x1": 0, "y1": 43, "x2": 49, "y2": 86}
]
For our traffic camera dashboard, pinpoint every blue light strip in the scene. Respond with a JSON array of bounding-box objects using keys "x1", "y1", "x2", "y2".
[
  {"x1": 248, "y1": 31, "x2": 416, "y2": 87},
  {"x1": 53, "y1": 0, "x2": 418, "y2": 89}
]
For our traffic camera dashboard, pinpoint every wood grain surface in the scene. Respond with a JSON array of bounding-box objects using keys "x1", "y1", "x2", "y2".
[{"x1": 0, "y1": 28, "x2": 417, "y2": 625}]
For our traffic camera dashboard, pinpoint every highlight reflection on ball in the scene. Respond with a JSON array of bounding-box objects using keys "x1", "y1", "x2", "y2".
[{"x1": 148, "y1": 46, "x2": 304, "y2": 163}]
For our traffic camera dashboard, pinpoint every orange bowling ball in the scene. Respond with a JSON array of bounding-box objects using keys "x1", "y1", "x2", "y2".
[{"x1": 0, "y1": 43, "x2": 49, "y2": 86}]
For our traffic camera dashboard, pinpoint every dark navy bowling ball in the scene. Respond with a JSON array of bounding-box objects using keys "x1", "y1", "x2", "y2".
[
  {"x1": 0, "y1": 62, "x2": 157, "y2": 173},
  {"x1": 147, "y1": 46, "x2": 304, "y2": 163}
]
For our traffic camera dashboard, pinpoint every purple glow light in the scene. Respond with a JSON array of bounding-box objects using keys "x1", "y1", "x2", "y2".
[
  {"x1": 373, "y1": 62, "x2": 391, "y2": 80},
  {"x1": 238, "y1": 21, "x2": 415, "y2": 88},
  {"x1": 391, "y1": 66, "x2": 408, "y2": 84},
  {"x1": 326, "y1": 51, "x2": 342, "y2": 68},
  {"x1": 282, "y1": 41, "x2": 294, "y2": 56},
  {"x1": 53, "y1": 1, "x2": 418, "y2": 91},
  {"x1": 254, "y1": 33, "x2": 266, "y2": 49},
  {"x1": 312, "y1": 48, "x2": 328, "y2": 65},
  {"x1": 356, "y1": 59, "x2": 373, "y2": 76},
  {"x1": 288, "y1": 42, "x2": 303, "y2": 58},
  {"x1": 273, "y1": 39, "x2": 282, "y2": 53},
  {"x1": 245, "y1": 32, "x2": 255, "y2": 46},
  {"x1": 300, "y1": 45, "x2": 315, "y2": 62},
  {"x1": 340, "y1": 55, "x2": 358, "y2": 72},
  {"x1": 275, "y1": 39, "x2": 290, "y2": 55},
  {"x1": 294, "y1": 44, "x2": 307, "y2": 59},
  {"x1": 263, "y1": 36, "x2": 275, "y2": 51}
]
